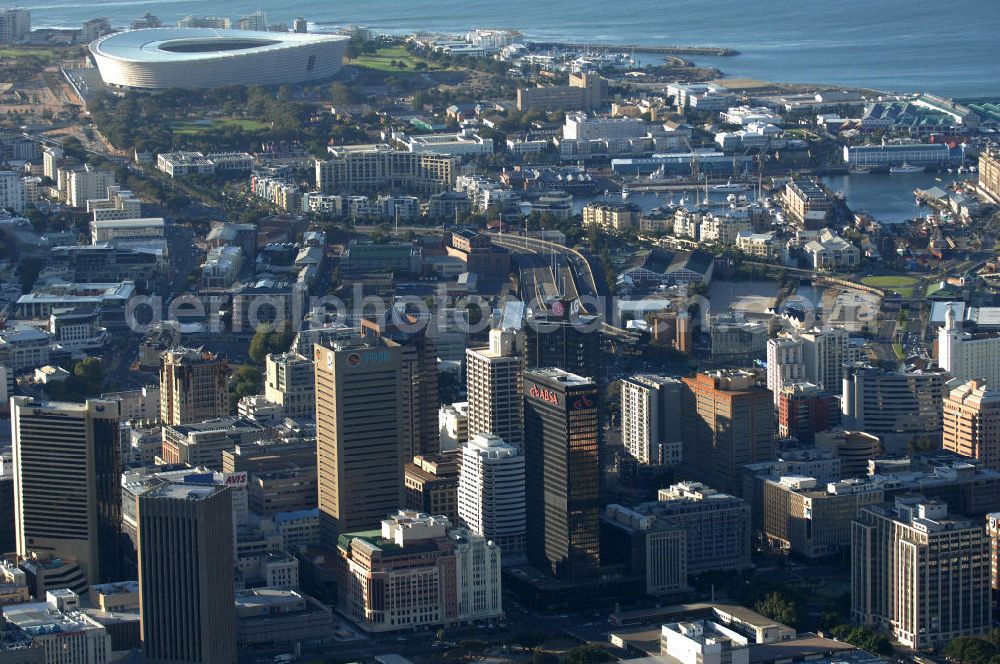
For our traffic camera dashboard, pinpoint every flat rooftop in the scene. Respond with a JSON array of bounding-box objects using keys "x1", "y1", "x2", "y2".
[
  {"x1": 147, "y1": 482, "x2": 224, "y2": 500},
  {"x1": 526, "y1": 367, "x2": 594, "y2": 387}
]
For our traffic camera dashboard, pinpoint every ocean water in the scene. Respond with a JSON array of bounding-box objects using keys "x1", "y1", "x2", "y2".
[{"x1": 27, "y1": 0, "x2": 1000, "y2": 97}]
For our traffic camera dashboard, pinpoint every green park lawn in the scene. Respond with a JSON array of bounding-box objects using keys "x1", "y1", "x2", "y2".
[
  {"x1": 861, "y1": 275, "x2": 918, "y2": 297},
  {"x1": 350, "y1": 46, "x2": 441, "y2": 72},
  {"x1": 0, "y1": 48, "x2": 57, "y2": 59},
  {"x1": 169, "y1": 117, "x2": 269, "y2": 135}
]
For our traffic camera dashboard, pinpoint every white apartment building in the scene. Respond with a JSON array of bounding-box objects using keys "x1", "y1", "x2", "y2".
[
  {"x1": 699, "y1": 213, "x2": 752, "y2": 247},
  {"x1": 66, "y1": 167, "x2": 116, "y2": 209},
  {"x1": 0, "y1": 170, "x2": 26, "y2": 213},
  {"x1": 621, "y1": 374, "x2": 683, "y2": 465},
  {"x1": 735, "y1": 231, "x2": 780, "y2": 259},
  {"x1": 799, "y1": 327, "x2": 850, "y2": 393},
  {"x1": 458, "y1": 433, "x2": 526, "y2": 559},
  {"x1": 766, "y1": 336, "x2": 807, "y2": 406},
  {"x1": 938, "y1": 304, "x2": 1000, "y2": 386},
  {"x1": 666, "y1": 83, "x2": 736, "y2": 111}
]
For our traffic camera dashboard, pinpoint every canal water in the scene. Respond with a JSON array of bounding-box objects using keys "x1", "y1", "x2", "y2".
[{"x1": 820, "y1": 171, "x2": 967, "y2": 224}]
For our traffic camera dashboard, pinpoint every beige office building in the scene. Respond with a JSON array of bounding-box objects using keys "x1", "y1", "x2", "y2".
[
  {"x1": 315, "y1": 341, "x2": 402, "y2": 544},
  {"x1": 159, "y1": 347, "x2": 230, "y2": 426},
  {"x1": 11, "y1": 397, "x2": 124, "y2": 590},
  {"x1": 943, "y1": 378, "x2": 1000, "y2": 471},
  {"x1": 138, "y1": 483, "x2": 236, "y2": 664},
  {"x1": 979, "y1": 148, "x2": 1000, "y2": 202},
  {"x1": 852, "y1": 497, "x2": 991, "y2": 650},
  {"x1": 466, "y1": 328, "x2": 525, "y2": 450},
  {"x1": 315, "y1": 146, "x2": 456, "y2": 195},
  {"x1": 763, "y1": 476, "x2": 884, "y2": 559},
  {"x1": 265, "y1": 352, "x2": 315, "y2": 419}
]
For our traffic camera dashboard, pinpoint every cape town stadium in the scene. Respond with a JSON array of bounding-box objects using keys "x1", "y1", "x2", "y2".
[{"x1": 90, "y1": 28, "x2": 348, "y2": 89}]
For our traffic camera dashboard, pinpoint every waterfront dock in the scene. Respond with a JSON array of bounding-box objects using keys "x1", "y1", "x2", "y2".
[{"x1": 531, "y1": 41, "x2": 739, "y2": 56}]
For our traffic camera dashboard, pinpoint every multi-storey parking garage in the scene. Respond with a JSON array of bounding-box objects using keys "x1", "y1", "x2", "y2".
[{"x1": 90, "y1": 28, "x2": 348, "y2": 89}]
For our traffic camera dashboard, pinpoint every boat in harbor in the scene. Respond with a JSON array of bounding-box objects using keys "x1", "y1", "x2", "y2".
[
  {"x1": 890, "y1": 163, "x2": 924, "y2": 174},
  {"x1": 711, "y1": 178, "x2": 748, "y2": 192},
  {"x1": 849, "y1": 166, "x2": 873, "y2": 175}
]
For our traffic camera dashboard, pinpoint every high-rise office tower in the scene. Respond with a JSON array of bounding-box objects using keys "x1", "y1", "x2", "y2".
[
  {"x1": 458, "y1": 433, "x2": 526, "y2": 559},
  {"x1": 525, "y1": 298, "x2": 601, "y2": 380},
  {"x1": 138, "y1": 483, "x2": 235, "y2": 664},
  {"x1": 523, "y1": 368, "x2": 600, "y2": 579},
  {"x1": 853, "y1": 496, "x2": 991, "y2": 650},
  {"x1": 314, "y1": 341, "x2": 402, "y2": 544},
  {"x1": 159, "y1": 347, "x2": 230, "y2": 426},
  {"x1": 943, "y1": 379, "x2": 1000, "y2": 471},
  {"x1": 467, "y1": 328, "x2": 525, "y2": 450},
  {"x1": 362, "y1": 312, "x2": 439, "y2": 458},
  {"x1": 11, "y1": 397, "x2": 124, "y2": 588},
  {"x1": 680, "y1": 371, "x2": 775, "y2": 495},
  {"x1": 841, "y1": 364, "x2": 947, "y2": 454},
  {"x1": 621, "y1": 374, "x2": 683, "y2": 465}
]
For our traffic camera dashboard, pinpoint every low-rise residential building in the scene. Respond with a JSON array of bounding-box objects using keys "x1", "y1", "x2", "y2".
[
  {"x1": 803, "y1": 229, "x2": 860, "y2": 270},
  {"x1": 583, "y1": 202, "x2": 640, "y2": 231},
  {"x1": 735, "y1": 231, "x2": 780, "y2": 259}
]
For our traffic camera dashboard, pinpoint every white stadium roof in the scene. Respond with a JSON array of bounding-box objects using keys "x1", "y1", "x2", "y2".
[{"x1": 90, "y1": 28, "x2": 348, "y2": 89}]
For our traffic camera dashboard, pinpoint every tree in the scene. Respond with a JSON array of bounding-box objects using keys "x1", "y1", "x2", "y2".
[
  {"x1": 515, "y1": 632, "x2": 547, "y2": 651},
  {"x1": 532, "y1": 650, "x2": 559, "y2": 664},
  {"x1": 248, "y1": 322, "x2": 294, "y2": 364},
  {"x1": 754, "y1": 592, "x2": 802, "y2": 629},
  {"x1": 944, "y1": 636, "x2": 996, "y2": 664},
  {"x1": 330, "y1": 82, "x2": 354, "y2": 106},
  {"x1": 566, "y1": 644, "x2": 613, "y2": 664},
  {"x1": 17, "y1": 256, "x2": 44, "y2": 291}
]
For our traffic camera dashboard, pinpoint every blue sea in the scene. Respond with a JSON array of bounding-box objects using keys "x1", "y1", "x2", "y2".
[{"x1": 25, "y1": 0, "x2": 999, "y2": 98}]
